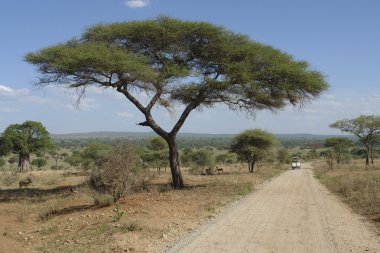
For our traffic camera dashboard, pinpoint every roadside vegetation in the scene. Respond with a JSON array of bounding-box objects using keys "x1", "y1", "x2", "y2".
[
  {"x1": 314, "y1": 115, "x2": 380, "y2": 232},
  {"x1": 314, "y1": 161, "x2": 380, "y2": 232}
]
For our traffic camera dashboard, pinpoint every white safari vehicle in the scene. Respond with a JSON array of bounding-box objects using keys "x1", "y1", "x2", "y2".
[{"x1": 291, "y1": 157, "x2": 301, "y2": 169}]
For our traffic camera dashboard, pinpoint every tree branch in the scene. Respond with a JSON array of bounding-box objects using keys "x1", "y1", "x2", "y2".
[
  {"x1": 170, "y1": 102, "x2": 197, "y2": 135},
  {"x1": 116, "y1": 86, "x2": 147, "y2": 114}
]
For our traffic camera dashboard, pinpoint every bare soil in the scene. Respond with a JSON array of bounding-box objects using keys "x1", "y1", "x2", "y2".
[
  {"x1": 169, "y1": 163, "x2": 380, "y2": 253},
  {"x1": 0, "y1": 164, "x2": 282, "y2": 253}
]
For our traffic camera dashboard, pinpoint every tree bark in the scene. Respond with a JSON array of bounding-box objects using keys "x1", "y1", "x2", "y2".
[
  {"x1": 17, "y1": 154, "x2": 30, "y2": 173},
  {"x1": 167, "y1": 135, "x2": 184, "y2": 189},
  {"x1": 365, "y1": 146, "x2": 370, "y2": 166}
]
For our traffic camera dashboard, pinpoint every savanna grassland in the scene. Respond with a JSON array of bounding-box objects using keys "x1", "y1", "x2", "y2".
[{"x1": 0, "y1": 148, "x2": 287, "y2": 253}]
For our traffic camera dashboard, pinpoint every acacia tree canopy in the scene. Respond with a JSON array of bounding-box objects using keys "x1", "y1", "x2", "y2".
[
  {"x1": 26, "y1": 17, "x2": 328, "y2": 188},
  {"x1": 324, "y1": 137, "x2": 353, "y2": 163},
  {"x1": 330, "y1": 115, "x2": 380, "y2": 165}
]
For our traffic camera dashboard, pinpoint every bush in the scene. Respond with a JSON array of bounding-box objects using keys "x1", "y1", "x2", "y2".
[
  {"x1": 93, "y1": 193, "x2": 114, "y2": 207},
  {"x1": 89, "y1": 144, "x2": 141, "y2": 202},
  {"x1": 31, "y1": 158, "x2": 47, "y2": 170}
]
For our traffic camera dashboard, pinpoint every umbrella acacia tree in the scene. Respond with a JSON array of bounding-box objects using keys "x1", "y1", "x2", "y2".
[
  {"x1": 26, "y1": 17, "x2": 328, "y2": 188},
  {"x1": 231, "y1": 129, "x2": 278, "y2": 173},
  {"x1": 330, "y1": 115, "x2": 380, "y2": 165}
]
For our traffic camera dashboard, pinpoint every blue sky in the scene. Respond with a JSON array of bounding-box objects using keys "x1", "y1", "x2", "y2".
[{"x1": 0, "y1": 0, "x2": 379, "y2": 134}]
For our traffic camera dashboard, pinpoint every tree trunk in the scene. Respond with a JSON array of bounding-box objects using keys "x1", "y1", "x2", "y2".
[
  {"x1": 17, "y1": 154, "x2": 30, "y2": 173},
  {"x1": 166, "y1": 135, "x2": 184, "y2": 189},
  {"x1": 366, "y1": 146, "x2": 370, "y2": 166},
  {"x1": 248, "y1": 161, "x2": 255, "y2": 173}
]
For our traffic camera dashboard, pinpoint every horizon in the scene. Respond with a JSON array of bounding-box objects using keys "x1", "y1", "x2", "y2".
[
  {"x1": 1, "y1": 1, "x2": 379, "y2": 135},
  {"x1": 49, "y1": 130, "x2": 353, "y2": 137}
]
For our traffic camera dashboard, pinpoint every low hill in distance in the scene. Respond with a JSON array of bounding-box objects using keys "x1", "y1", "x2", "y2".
[{"x1": 51, "y1": 131, "x2": 356, "y2": 148}]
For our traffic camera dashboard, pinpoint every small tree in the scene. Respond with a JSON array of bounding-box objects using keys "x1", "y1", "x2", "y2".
[
  {"x1": 26, "y1": 17, "x2": 328, "y2": 188},
  {"x1": 145, "y1": 137, "x2": 168, "y2": 172},
  {"x1": 330, "y1": 115, "x2": 380, "y2": 165},
  {"x1": 50, "y1": 150, "x2": 61, "y2": 170},
  {"x1": 31, "y1": 158, "x2": 47, "y2": 170},
  {"x1": 0, "y1": 121, "x2": 53, "y2": 172},
  {"x1": 324, "y1": 137, "x2": 353, "y2": 164},
  {"x1": 82, "y1": 143, "x2": 110, "y2": 170},
  {"x1": 231, "y1": 129, "x2": 278, "y2": 173},
  {"x1": 64, "y1": 150, "x2": 83, "y2": 168}
]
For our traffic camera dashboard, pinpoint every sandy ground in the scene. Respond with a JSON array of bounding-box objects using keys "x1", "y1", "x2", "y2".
[{"x1": 168, "y1": 163, "x2": 380, "y2": 253}]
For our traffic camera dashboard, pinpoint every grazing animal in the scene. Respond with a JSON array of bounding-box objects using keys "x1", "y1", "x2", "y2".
[
  {"x1": 205, "y1": 168, "x2": 214, "y2": 175},
  {"x1": 19, "y1": 177, "x2": 32, "y2": 188},
  {"x1": 216, "y1": 167, "x2": 224, "y2": 174}
]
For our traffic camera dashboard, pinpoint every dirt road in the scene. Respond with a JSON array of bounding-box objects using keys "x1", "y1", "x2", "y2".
[{"x1": 168, "y1": 164, "x2": 380, "y2": 253}]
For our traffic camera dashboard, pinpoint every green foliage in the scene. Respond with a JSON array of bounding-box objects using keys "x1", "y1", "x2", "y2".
[
  {"x1": 7, "y1": 156, "x2": 17, "y2": 169},
  {"x1": 27, "y1": 17, "x2": 327, "y2": 115},
  {"x1": 215, "y1": 152, "x2": 238, "y2": 165},
  {"x1": 27, "y1": 16, "x2": 328, "y2": 187},
  {"x1": 325, "y1": 137, "x2": 353, "y2": 149},
  {"x1": 140, "y1": 137, "x2": 168, "y2": 170},
  {"x1": 325, "y1": 137, "x2": 353, "y2": 163},
  {"x1": 231, "y1": 129, "x2": 278, "y2": 172},
  {"x1": 82, "y1": 143, "x2": 111, "y2": 169},
  {"x1": 64, "y1": 150, "x2": 83, "y2": 167},
  {"x1": 0, "y1": 158, "x2": 5, "y2": 169},
  {"x1": 0, "y1": 121, "x2": 53, "y2": 156},
  {"x1": 180, "y1": 147, "x2": 215, "y2": 169},
  {"x1": 148, "y1": 137, "x2": 167, "y2": 151},
  {"x1": 277, "y1": 148, "x2": 290, "y2": 164},
  {"x1": 31, "y1": 158, "x2": 47, "y2": 169}
]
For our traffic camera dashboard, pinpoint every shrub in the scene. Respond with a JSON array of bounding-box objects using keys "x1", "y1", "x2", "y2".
[
  {"x1": 93, "y1": 193, "x2": 114, "y2": 207},
  {"x1": 120, "y1": 221, "x2": 142, "y2": 232},
  {"x1": 31, "y1": 158, "x2": 47, "y2": 170},
  {"x1": 89, "y1": 144, "x2": 141, "y2": 201}
]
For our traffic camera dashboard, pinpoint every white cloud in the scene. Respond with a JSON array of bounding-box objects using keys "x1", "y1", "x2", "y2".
[
  {"x1": 0, "y1": 84, "x2": 13, "y2": 95},
  {"x1": 125, "y1": 0, "x2": 150, "y2": 8},
  {"x1": 0, "y1": 83, "x2": 29, "y2": 98},
  {"x1": 117, "y1": 112, "x2": 134, "y2": 118}
]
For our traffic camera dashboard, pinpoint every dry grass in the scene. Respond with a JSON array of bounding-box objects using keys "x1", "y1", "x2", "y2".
[
  {"x1": 0, "y1": 162, "x2": 287, "y2": 253},
  {"x1": 314, "y1": 160, "x2": 380, "y2": 230}
]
